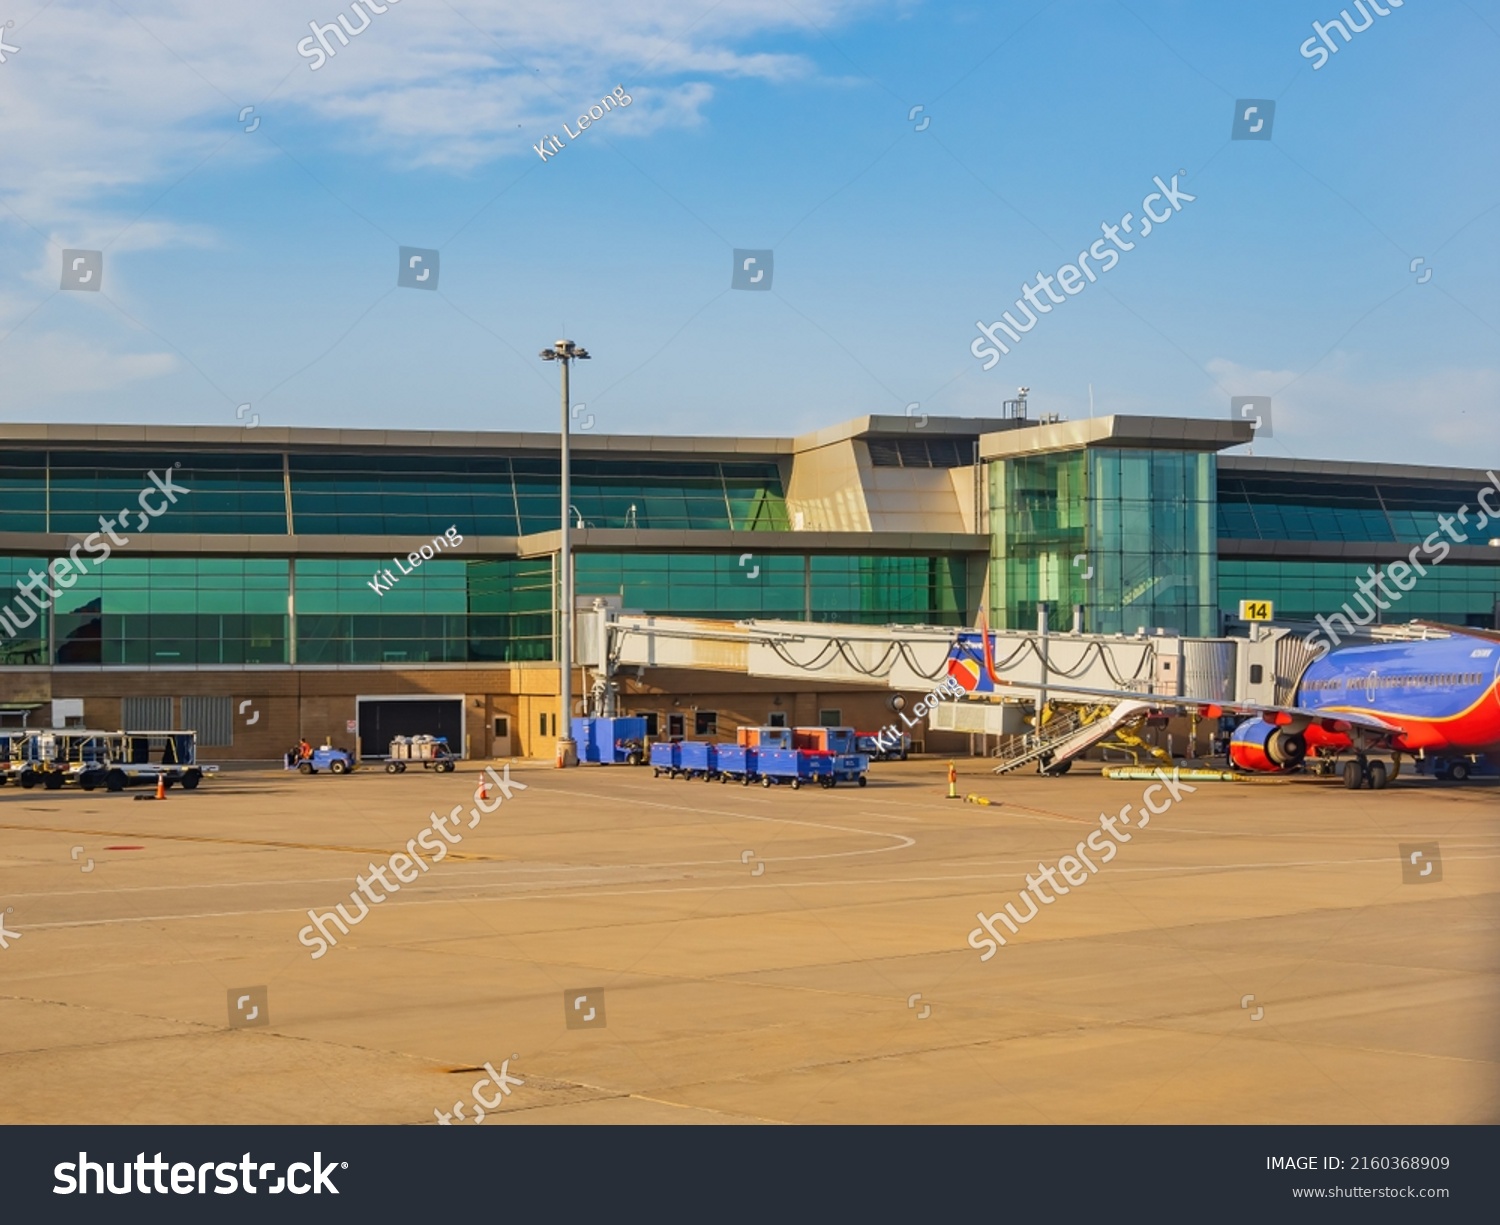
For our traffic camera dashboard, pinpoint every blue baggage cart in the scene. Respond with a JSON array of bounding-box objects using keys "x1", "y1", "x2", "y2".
[
  {"x1": 714, "y1": 744, "x2": 758, "y2": 784},
  {"x1": 823, "y1": 751, "x2": 870, "y2": 787},
  {"x1": 756, "y1": 747, "x2": 831, "y2": 789},
  {"x1": 572, "y1": 717, "x2": 648, "y2": 765},
  {"x1": 678, "y1": 740, "x2": 719, "y2": 780},
  {"x1": 649, "y1": 742, "x2": 682, "y2": 777}
]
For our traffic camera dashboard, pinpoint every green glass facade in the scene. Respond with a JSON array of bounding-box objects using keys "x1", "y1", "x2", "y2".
[
  {"x1": 1219, "y1": 560, "x2": 1499, "y2": 626},
  {"x1": 295, "y1": 558, "x2": 553, "y2": 664},
  {"x1": 52, "y1": 558, "x2": 288, "y2": 665},
  {"x1": 284, "y1": 455, "x2": 788, "y2": 535},
  {"x1": 988, "y1": 451, "x2": 1086, "y2": 633},
  {"x1": 2, "y1": 440, "x2": 1493, "y2": 670},
  {"x1": 1218, "y1": 473, "x2": 1484, "y2": 544},
  {"x1": 0, "y1": 451, "x2": 789, "y2": 536},
  {"x1": 577, "y1": 553, "x2": 968, "y2": 625},
  {"x1": 0, "y1": 549, "x2": 968, "y2": 666},
  {"x1": 0, "y1": 556, "x2": 48, "y2": 665},
  {"x1": 990, "y1": 449, "x2": 1217, "y2": 636}
]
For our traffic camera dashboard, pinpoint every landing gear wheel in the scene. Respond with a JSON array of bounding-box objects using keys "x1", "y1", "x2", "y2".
[
  {"x1": 1343, "y1": 761, "x2": 1364, "y2": 790},
  {"x1": 1367, "y1": 761, "x2": 1388, "y2": 791},
  {"x1": 1449, "y1": 760, "x2": 1471, "y2": 783}
]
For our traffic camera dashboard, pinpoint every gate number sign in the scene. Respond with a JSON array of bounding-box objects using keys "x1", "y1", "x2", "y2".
[{"x1": 1239, "y1": 600, "x2": 1273, "y2": 622}]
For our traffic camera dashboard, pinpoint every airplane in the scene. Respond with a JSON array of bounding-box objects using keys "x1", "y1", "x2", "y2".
[{"x1": 944, "y1": 618, "x2": 1500, "y2": 791}]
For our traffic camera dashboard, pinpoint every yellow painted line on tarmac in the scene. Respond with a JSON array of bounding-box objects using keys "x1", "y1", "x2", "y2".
[{"x1": 0, "y1": 821, "x2": 506, "y2": 862}]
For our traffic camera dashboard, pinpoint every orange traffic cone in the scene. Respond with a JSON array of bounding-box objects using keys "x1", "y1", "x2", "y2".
[
  {"x1": 476, "y1": 772, "x2": 489, "y2": 803},
  {"x1": 946, "y1": 761, "x2": 959, "y2": 800},
  {"x1": 155, "y1": 773, "x2": 167, "y2": 801}
]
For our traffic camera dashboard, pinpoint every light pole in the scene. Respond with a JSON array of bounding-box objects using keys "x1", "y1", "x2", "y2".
[{"x1": 540, "y1": 339, "x2": 589, "y2": 767}]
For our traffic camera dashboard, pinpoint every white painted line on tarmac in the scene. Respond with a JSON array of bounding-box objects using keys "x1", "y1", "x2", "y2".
[{"x1": 17, "y1": 852, "x2": 1499, "y2": 934}]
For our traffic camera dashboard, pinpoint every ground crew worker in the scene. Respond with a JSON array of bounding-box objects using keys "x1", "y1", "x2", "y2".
[
  {"x1": 947, "y1": 760, "x2": 959, "y2": 800},
  {"x1": 299, "y1": 738, "x2": 312, "y2": 761}
]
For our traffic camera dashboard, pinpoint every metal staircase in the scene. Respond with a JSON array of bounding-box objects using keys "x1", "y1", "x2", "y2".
[{"x1": 991, "y1": 699, "x2": 1157, "y2": 775}]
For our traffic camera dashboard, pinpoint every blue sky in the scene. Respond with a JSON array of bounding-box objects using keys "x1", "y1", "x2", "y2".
[{"x1": 1, "y1": 0, "x2": 1496, "y2": 465}]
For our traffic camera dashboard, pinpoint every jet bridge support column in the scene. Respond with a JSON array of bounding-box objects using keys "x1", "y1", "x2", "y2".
[{"x1": 1037, "y1": 603, "x2": 1050, "y2": 716}]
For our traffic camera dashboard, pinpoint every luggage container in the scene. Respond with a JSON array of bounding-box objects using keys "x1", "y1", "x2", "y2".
[
  {"x1": 823, "y1": 750, "x2": 870, "y2": 787},
  {"x1": 739, "y1": 726, "x2": 792, "y2": 750},
  {"x1": 678, "y1": 740, "x2": 719, "y2": 780},
  {"x1": 755, "y1": 747, "x2": 832, "y2": 789},
  {"x1": 571, "y1": 717, "x2": 648, "y2": 765},
  {"x1": 714, "y1": 744, "x2": 758, "y2": 784},
  {"x1": 793, "y1": 725, "x2": 859, "y2": 754},
  {"x1": 649, "y1": 741, "x2": 682, "y2": 777}
]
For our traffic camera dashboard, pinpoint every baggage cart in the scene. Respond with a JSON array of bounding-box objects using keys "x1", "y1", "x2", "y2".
[
  {"x1": 361, "y1": 735, "x2": 457, "y2": 773},
  {"x1": 714, "y1": 744, "x2": 758, "y2": 784},
  {"x1": 571, "y1": 717, "x2": 648, "y2": 765},
  {"x1": 678, "y1": 740, "x2": 719, "y2": 780},
  {"x1": 649, "y1": 741, "x2": 682, "y2": 777},
  {"x1": 755, "y1": 747, "x2": 831, "y2": 789}
]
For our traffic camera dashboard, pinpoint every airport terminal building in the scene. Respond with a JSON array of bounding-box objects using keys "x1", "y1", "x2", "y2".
[{"x1": 0, "y1": 413, "x2": 1496, "y2": 759}]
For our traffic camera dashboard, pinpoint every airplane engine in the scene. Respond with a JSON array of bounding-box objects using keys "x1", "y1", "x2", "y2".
[{"x1": 1229, "y1": 718, "x2": 1308, "y2": 772}]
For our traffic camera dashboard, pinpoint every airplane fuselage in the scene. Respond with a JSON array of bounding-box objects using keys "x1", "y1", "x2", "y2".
[{"x1": 1296, "y1": 636, "x2": 1500, "y2": 754}]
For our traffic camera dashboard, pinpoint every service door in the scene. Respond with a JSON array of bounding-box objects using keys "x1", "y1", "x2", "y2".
[{"x1": 357, "y1": 697, "x2": 465, "y2": 757}]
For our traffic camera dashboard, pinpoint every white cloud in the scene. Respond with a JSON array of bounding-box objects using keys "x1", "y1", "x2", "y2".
[
  {"x1": 0, "y1": 330, "x2": 177, "y2": 399},
  {"x1": 0, "y1": 0, "x2": 881, "y2": 409},
  {"x1": 0, "y1": 0, "x2": 877, "y2": 227}
]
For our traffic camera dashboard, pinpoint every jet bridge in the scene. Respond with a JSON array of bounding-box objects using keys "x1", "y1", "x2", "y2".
[{"x1": 593, "y1": 609, "x2": 1295, "y2": 716}]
